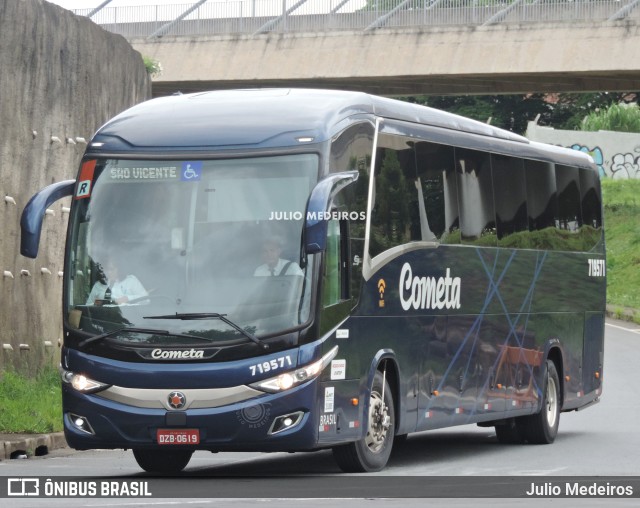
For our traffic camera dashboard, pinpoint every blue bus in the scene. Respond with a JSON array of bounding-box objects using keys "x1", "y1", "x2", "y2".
[{"x1": 21, "y1": 89, "x2": 605, "y2": 473}]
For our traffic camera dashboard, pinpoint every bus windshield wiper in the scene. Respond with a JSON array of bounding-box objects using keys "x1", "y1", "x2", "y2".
[
  {"x1": 143, "y1": 312, "x2": 269, "y2": 350},
  {"x1": 78, "y1": 327, "x2": 211, "y2": 349},
  {"x1": 78, "y1": 327, "x2": 170, "y2": 349}
]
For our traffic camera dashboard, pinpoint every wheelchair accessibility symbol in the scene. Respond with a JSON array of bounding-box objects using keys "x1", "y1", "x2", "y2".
[{"x1": 181, "y1": 161, "x2": 202, "y2": 181}]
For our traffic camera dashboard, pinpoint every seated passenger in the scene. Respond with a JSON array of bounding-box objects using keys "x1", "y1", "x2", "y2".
[
  {"x1": 86, "y1": 257, "x2": 148, "y2": 305},
  {"x1": 254, "y1": 236, "x2": 303, "y2": 277}
]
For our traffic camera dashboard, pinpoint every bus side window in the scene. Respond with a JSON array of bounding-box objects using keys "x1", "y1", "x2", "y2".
[
  {"x1": 369, "y1": 134, "x2": 416, "y2": 257},
  {"x1": 556, "y1": 165, "x2": 583, "y2": 235},
  {"x1": 414, "y1": 141, "x2": 459, "y2": 244},
  {"x1": 579, "y1": 167, "x2": 604, "y2": 253},
  {"x1": 329, "y1": 122, "x2": 373, "y2": 305},
  {"x1": 323, "y1": 218, "x2": 348, "y2": 307},
  {"x1": 524, "y1": 159, "x2": 558, "y2": 234},
  {"x1": 492, "y1": 154, "x2": 528, "y2": 247},
  {"x1": 455, "y1": 148, "x2": 496, "y2": 246},
  {"x1": 525, "y1": 159, "x2": 558, "y2": 249}
]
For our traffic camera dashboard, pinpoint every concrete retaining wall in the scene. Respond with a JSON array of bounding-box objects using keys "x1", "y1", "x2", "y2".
[
  {"x1": 0, "y1": 0, "x2": 150, "y2": 374},
  {"x1": 526, "y1": 121, "x2": 640, "y2": 179}
]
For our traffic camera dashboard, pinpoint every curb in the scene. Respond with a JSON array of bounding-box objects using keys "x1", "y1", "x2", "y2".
[
  {"x1": 605, "y1": 305, "x2": 639, "y2": 324},
  {"x1": 0, "y1": 432, "x2": 67, "y2": 461}
]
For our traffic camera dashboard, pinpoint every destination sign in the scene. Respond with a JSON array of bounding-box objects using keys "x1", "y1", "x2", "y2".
[{"x1": 108, "y1": 166, "x2": 179, "y2": 181}]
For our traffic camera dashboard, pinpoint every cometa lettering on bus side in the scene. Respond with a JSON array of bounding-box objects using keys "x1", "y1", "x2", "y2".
[{"x1": 399, "y1": 263, "x2": 461, "y2": 311}]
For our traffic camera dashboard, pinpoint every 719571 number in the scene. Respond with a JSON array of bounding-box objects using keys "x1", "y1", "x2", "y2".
[
  {"x1": 588, "y1": 258, "x2": 606, "y2": 277},
  {"x1": 249, "y1": 355, "x2": 293, "y2": 376}
]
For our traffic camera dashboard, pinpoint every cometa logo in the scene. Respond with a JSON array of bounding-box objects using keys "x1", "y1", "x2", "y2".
[
  {"x1": 150, "y1": 348, "x2": 205, "y2": 360},
  {"x1": 399, "y1": 263, "x2": 461, "y2": 311}
]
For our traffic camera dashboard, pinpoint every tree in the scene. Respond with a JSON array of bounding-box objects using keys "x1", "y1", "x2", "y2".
[
  {"x1": 402, "y1": 92, "x2": 638, "y2": 135},
  {"x1": 405, "y1": 94, "x2": 554, "y2": 134},
  {"x1": 540, "y1": 92, "x2": 637, "y2": 131}
]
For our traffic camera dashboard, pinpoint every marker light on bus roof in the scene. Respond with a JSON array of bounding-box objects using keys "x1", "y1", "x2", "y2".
[{"x1": 251, "y1": 346, "x2": 338, "y2": 393}]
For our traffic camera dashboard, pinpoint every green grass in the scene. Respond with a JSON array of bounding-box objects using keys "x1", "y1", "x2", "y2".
[
  {"x1": 602, "y1": 178, "x2": 640, "y2": 312},
  {"x1": 0, "y1": 365, "x2": 62, "y2": 434}
]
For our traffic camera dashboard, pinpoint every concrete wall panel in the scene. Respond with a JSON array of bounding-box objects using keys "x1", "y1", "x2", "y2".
[
  {"x1": 526, "y1": 122, "x2": 640, "y2": 179},
  {"x1": 0, "y1": 0, "x2": 150, "y2": 373}
]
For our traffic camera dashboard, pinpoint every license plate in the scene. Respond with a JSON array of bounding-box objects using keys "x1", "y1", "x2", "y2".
[{"x1": 157, "y1": 429, "x2": 200, "y2": 445}]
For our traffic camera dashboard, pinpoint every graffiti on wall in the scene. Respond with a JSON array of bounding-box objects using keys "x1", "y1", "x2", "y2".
[
  {"x1": 610, "y1": 153, "x2": 640, "y2": 179},
  {"x1": 569, "y1": 144, "x2": 640, "y2": 179}
]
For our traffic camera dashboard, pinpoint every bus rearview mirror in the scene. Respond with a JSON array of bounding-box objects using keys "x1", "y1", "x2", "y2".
[
  {"x1": 20, "y1": 180, "x2": 76, "y2": 259},
  {"x1": 304, "y1": 171, "x2": 358, "y2": 254}
]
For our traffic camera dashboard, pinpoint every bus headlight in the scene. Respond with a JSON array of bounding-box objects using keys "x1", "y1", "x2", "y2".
[
  {"x1": 251, "y1": 346, "x2": 338, "y2": 393},
  {"x1": 60, "y1": 367, "x2": 110, "y2": 394}
]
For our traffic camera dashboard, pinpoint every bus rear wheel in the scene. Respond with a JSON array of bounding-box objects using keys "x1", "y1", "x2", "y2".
[
  {"x1": 332, "y1": 370, "x2": 395, "y2": 472},
  {"x1": 132, "y1": 449, "x2": 193, "y2": 474},
  {"x1": 520, "y1": 359, "x2": 561, "y2": 444}
]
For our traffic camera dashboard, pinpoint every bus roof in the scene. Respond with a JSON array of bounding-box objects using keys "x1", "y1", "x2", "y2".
[{"x1": 90, "y1": 88, "x2": 594, "y2": 168}]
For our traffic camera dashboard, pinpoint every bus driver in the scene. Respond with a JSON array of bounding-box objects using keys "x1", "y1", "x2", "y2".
[
  {"x1": 86, "y1": 257, "x2": 148, "y2": 305},
  {"x1": 254, "y1": 236, "x2": 303, "y2": 277}
]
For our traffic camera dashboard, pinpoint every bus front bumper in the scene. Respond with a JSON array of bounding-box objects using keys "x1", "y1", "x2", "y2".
[{"x1": 62, "y1": 380, "x2": 320, "y2": 452}]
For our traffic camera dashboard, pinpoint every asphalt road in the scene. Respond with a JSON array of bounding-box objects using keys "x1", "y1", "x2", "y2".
[{"x1": 2, "y1": 318, "x2": 639, "y2": 507}]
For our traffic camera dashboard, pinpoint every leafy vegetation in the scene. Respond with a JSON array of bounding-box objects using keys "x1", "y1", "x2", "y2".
[
  {"x1": 405, "y1": 92, "x2": 637, "y2": 134},
  {"x1": 602, "y1": 179, "x2": 640, "y2": 312},
  {"x1": 407, "y1": 94, "x2": 552, "y2": 134},
  {"x1": 581, "y1": 103, "x2": 640, "y2": 133},
  {"x1": 0, "y1": 365, "x2": 62, "y2": 433},
  {"x1": 142, "y1": 56, "x2": 162, "y2": 77}
]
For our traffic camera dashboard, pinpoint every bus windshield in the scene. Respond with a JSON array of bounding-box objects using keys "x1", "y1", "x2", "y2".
[{"x1": 66, "y1": 154, "x2": 318, "y2": 346}]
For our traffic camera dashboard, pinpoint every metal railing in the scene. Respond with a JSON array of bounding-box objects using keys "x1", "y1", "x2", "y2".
[{"x1": 73, "y1": 0, "x2": 640, "y2": 38}]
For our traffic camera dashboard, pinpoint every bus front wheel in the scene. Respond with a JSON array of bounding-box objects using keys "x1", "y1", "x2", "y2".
[
  {"x1": 132, "y1": 449, "x2": 193, "y2": 474},
  {"x1": 332, "y1": 370, "x2": 395, "y2": 472}
]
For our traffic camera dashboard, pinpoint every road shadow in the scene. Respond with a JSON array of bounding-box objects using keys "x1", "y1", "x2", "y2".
[{"x1": 113, "y1": 425, "x2": 587, "y2": 478}]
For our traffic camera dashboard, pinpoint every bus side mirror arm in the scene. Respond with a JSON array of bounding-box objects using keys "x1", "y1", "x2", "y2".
[
  {"x1": 304, "y1": 171, "x2": 358, "y2": 254},
  {"x1": 20, "y1": 180, "x2": 76, "y2": 258}
]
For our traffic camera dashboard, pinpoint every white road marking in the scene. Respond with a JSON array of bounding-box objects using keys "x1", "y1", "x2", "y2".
[{"x1": 605, "y1": 322, "x2": 640, "y2": 334}]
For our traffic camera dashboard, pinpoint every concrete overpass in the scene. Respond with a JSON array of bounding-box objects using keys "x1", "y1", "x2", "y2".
[
  {"x1": 130, "y1": 21, "x2": 640, "y2": 97},
  {"x1": 78, "y1": 1, "x2": 640, "y2": 96}
]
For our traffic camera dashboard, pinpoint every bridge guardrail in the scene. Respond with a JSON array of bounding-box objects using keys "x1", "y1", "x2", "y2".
[{"x1": 73, "y1": 0, "x2": 640, "y2": 38}]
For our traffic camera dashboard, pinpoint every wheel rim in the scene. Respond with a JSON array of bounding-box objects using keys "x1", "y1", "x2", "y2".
[
  {"x1": 365, "y1": 390, "x2": 391, "y2": 453},
  {"x1": 545, "y1": 375, "x2": 558, "y2": 428}
]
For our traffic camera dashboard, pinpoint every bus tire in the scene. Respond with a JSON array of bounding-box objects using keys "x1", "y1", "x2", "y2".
[
  {"x1": 332, "y1": 370, "x2": 395, "y2": 472},
  {"x1": 521, "y1": 359, "x2": 561, "y2": 444},
  {"x1": 495, "y1": 418, "x2": 525, "y2": 444},
  {"x1": 132, "y1": 449, "x2": 193, "y2": 473}
]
